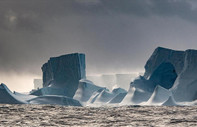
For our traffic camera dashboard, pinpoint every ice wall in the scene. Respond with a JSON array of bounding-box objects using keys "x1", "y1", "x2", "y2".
[
  {"x1": 40, "y1": 53, "x2": 86, "y2": 97},
  {"x1": 144, "y1": 47, "x2": 185, "y2": 79},
  {"x1": 144, "y1": 47, "x2": 197, "y2": 102},
  {"x1": 149, "y1": 62, "x2": 177, "y2": 89},
  {"x1": 171, "y1": 50, "x2": 197, "y2": 101}
]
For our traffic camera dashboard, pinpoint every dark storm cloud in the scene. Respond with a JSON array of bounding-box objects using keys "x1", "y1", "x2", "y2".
[
  {"x1": 0, "y1": 0, "x2": 197, "y2": 75},
  {"x1": 0, "y1": 0, "x2": 196, "y2": 31}
]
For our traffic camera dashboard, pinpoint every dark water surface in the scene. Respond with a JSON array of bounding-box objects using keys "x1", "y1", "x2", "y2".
[{"x1": 0, "y1": 104, "x2": 196, "y2": 127}]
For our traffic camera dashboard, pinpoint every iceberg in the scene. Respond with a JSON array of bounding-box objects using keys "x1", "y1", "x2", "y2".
[
  {"x1": 0, "y1": 83, "x2": 26, "y2": 104},
  {"x1": 32, "y1": 53, "x2": 86, "y2": 98},
  {"x1": 130, "y1": 63, "x2": 177, "y2": 92},
  {"x1": 171, "y1": 50, "x2": 197, "y2": 101},
  {"x1": 87, "y1": 87, "x2": 127, "y2": 105},
  {"x1": 130, "y1": 76, "x2": 155, "y2": 93},
  {"x1": 129, "y1": 47, "x2": 197, "y2": 104},
  {"x1": 121, "y1": 86, "x2": 152, "y2": 105},
  {"x1": 28, "y1": 95, "x2": 82, "y2": 106},
  {"x1": 92, "y1": 89, "x2": 115, "y2": 103},
  {"x1": 1, "y1": 48, "x2": 197, "y2": 106},
  {"x1": 145, "y1": 85, "x2": 171, "y2": 105},
  {"x1": 87, "y1": 88, "x2": 106, "y2": 104},
  {"x1": 144, "y1": 47, "x2": 185, "y2": 79},
  {"x1": 162, "y1": 96, "x2": 178, "y2": 106},
  {"x1": 149, "y1": 62, "x2": 177, "y2": 89},
  {"x1": 0, "y1": 83, "x2": 82, "y2": 106},
  {"x1": 144, "y1": 47, "x2": 197, "y2": 102},
  {"x1": 13, "y1": 91, "x2": 37, "y2": 102},
  {"x1": 0, "y1": 83, "x2": 35, "y2": 104},
  {"x1": 73, "y1": 79, "x2": 104, "y2": 102},
  {"x1": 108, "y1": 93, "x2": 127, "y2": 104},
  {"x1": 112, "y1": 87, "x2": 127, "y2": 95},
  {"x1": 30, "y1": 87, "x2": 73, "y2": 97}
]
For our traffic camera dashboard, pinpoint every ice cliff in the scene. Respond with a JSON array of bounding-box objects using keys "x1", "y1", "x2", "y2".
[
  {"x1": 144, "y1": 47, "x2": 185, "y2": 79},
  {"x1": 31, "y1": 53, "x2": 86, "y2": 98},
  {"x1": 144, "y1": 47, "x2": 197, "y2": 102},
  {"x1": 171, "y1": 49, "x2": 197, "y2": 101}
]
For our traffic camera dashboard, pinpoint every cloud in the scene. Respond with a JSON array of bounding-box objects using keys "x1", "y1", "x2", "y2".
[
  {"x1": 0, "y1": 0, "x2": 197, "y2": 75},
  {"x1": 1, "y1": 0, "x2": 197, "y2": 91}
]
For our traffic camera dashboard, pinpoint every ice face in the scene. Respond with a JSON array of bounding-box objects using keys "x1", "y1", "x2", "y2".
[
  {"x1": 108, "y1": 93, "x2": 127, "y2": 104},
  {"x1": 143, "y1": 47, "x2": 197, "y2": 102},
  {"x1": 162, "y1": 96, "x2": 178, "y2": 106},
  {"x1": 121, "y1": 86, "x2": 152, "y2": 105},
  {"x1": 85, "y1": 87, "x2": 127, "y2": 105},
  {"x1": 73, "y1": 79, "x2": 104, "y2": 102},
  {"x1": 129, "y1": 62, "x2": 177, "y2": 98},
  {"x1": 149, "y1": 62, "x2": 177, "y2": 89},
  {"x1": 112, "y1": 87, "x2": 127, "y2": 95},
  {"x1": 92, "y1": 89, "x2": 115, "y2": 103},
  {"x1": 145, "y1": 85, "x2": 171, "y2": 105},
  {"x1": 41, "y1": 53, "x2": 86, "y2": 97},
  {"x1": 130, "y1": 76, "x2": 155, "y2": 93},
  {"x1": 171, "y1": 50, "x2": 197, "y2": 101},
  {"x1": 30, "y1": 87, "x2": 74, "y2": 97},
  {"x1": 144, "y1": 47, "x2": 185, "y2": 79}
]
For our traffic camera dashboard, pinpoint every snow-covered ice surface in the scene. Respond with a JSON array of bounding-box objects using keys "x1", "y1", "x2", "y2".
[{"x1": 0, "y1": 104, "x2": 197, "y2": 127}]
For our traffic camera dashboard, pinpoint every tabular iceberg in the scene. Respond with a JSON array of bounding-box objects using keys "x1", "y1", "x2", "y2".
[{"x1": 31, "y1": 53, "x2": 86, "y2": 98}]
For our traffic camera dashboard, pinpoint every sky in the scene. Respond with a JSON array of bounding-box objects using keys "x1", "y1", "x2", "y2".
[{"x1": 1, "y1": 0, "x2": 197, "y2": 92}]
